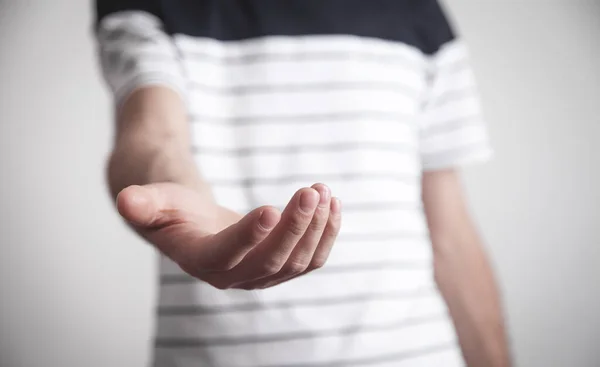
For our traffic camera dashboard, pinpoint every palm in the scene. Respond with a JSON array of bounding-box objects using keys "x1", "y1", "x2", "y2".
[{"x1": 116, "y1": 182, "x2": 341, "y2": 290}]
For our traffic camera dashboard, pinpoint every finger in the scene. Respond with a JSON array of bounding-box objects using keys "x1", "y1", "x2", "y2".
[
  {"x1": 117, "y1": 184, "x2": 281, "y2": 277},
  {"x1": 116, "y1": 185, "x2": 162, "y2": 228},
  {"x1": 196, "y1": 206, "x2": 281, "y2": 273},
  {"x1": 253, "y1": 196, "x2": 341, "y2": 290},
  {"x1": 303, "y1": 197, "x2": 342, "y2": 273},
  {"x1": 215, "y1": 187, "x2": 319, "y2": 288},
  {"x1": 242, "y1": 184, "x2": 331, "y2": 288},
  {"x1": 116, "y1": 184, "x2": 210, "y2": 260}
]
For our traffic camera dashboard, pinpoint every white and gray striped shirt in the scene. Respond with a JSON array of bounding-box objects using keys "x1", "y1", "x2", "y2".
[{"x1": 95, "y1": 1, "x2": 492, "y2": 366}]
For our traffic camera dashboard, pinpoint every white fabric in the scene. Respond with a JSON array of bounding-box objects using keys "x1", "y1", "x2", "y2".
[{"x1": 96, "y1": 10, "x2": 492, "y2": 367}]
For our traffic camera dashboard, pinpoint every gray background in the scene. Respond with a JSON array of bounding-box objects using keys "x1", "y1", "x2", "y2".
[{"x1": 1, "y1": 0, "x2": 599, "y2": 366}]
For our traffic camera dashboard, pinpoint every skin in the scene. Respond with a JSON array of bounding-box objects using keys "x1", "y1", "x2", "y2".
[
  {"x1": 423, "y1": 170, "x2": 512, "y2": 367},
  {"x1": 108, "y1": 86, "x2": 342, "y2": 290},
  {"x1": 107, "y1": 86, "x2": 511, "y2": 365}
]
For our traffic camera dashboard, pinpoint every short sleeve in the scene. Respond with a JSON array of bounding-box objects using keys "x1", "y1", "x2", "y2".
[
  {"x1": 94, "y1": 1, "x2": 187, "y2": 107},
  {"x1": 419, "y1": 39, "x2": 493, "y2": 171}
]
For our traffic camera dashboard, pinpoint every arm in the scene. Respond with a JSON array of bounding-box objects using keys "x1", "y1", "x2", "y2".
[
  {"x1": 106, "y1": 86, "x2": 219, "y2": 213},
  {"x1": 95, "y1": 2, "x2": 213, "y2": 201},
  {"x1": 108, "y1": 86, "x2": 208, "y2": 197},
  {"x1": 107, "y1": 84, "x2": 341, "y2": 290},
  {"x1": 106, "y1": 86, "x2": 341, "y2": 289},
  {"x1": 106, "y1": 86, "x2": 243, "y2": 234},
  {"x1": 95, "y1": 6, "x2": 341, "y2": 290},
  {"x1": 94, "y1": 3, "x2": 235, "y2": 230},
  {"x1": 422, "y1": 169, "x2": 511, "y2": 366}
]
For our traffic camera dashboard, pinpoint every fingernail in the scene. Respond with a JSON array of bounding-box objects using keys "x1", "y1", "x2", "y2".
[
  {"x1": 331, "y1": 197, "x2": 342, "y2": 214},
  {"x1": 259, "y1": 209, "x2": 278, "y2": 230},
  {"x1": 299, "y1": 190, "x2": 319, "y2": 214},
  {"x1": 317, "y1": 185, "x2": 331, "y2": 207}
]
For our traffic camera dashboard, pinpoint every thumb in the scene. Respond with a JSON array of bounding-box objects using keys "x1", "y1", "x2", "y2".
[
  {"x1": 116, "y1": 183, "x2": 207, "y2": 229},
  {"x1": 116, "y1": 185, "x2": 159, "y2": 227}
]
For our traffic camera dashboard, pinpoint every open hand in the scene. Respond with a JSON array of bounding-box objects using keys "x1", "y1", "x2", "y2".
[{"x1": 116, "y1": 182, "x2": 342, "y2": 290}]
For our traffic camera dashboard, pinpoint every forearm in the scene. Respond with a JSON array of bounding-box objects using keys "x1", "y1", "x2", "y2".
[
  {"x1": 433, "y1": 234, "x2": 511, "y2": 367},
  {"x1": 108, "y1": 135, "x2": 205, "y2": 197},
  {"x1": 422, "y1": 170, "x2": 511, "y2": 366},
  {"x1": 106, "y1": 86, "x2": 213, "y2": 204}
]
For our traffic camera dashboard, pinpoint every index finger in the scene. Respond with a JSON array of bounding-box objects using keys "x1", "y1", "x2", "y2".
[{"x1": 192, "y1": 206, "x2": 281, "y2": 272}]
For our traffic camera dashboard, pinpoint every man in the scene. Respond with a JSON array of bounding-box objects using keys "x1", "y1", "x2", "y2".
[{"x1": 94, "y1": 0, "x2": 511, "y2": 366}]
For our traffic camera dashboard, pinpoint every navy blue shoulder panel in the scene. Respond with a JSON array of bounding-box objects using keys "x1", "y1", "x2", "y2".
[
  {"x1": 95, "y1": 0, "x2": 456, "y2": 55},
  {"x1": 95, "y1": 0, "x2": 162, "y2": 24}
]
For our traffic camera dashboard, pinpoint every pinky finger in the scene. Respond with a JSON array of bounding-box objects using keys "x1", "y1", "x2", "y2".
[{"x1": 301, "y1": 197, "x2": 342, "y2": 275}]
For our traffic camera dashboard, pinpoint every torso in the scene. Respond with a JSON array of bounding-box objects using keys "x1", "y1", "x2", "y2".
[{"x1": 114, "y1": 1, "x2": 464, "y2": 365}]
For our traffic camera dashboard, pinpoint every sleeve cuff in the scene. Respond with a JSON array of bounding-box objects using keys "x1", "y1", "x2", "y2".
[
  {"x1": 113, "y1": 72, "x2": 188, "y2": 109},
  {"x1": 422, "y1": 146, "x2": 493, "y2": 171}
]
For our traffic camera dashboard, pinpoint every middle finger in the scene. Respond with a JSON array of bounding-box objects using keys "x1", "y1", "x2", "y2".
[
  {"x1": 218, "y1": 187, "x2": 320, "y2": 286},
  {"x1": 239, "y1": 184, "x2": 331, "y2": 289}
]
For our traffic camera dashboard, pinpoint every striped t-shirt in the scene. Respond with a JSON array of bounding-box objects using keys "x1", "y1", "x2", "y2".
[{"x1": 95, "y1": 1, "x2": 492, "y2": 366}]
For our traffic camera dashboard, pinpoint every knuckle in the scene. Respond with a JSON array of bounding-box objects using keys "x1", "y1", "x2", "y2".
[
  {"x1": 282, "y1": 259, "x2": 309, "y2": 275},
  {"x1": 287, "y1": 216, "x2": 309, "y2": 237},
  {"x1": 261, "y1": 258, "x2": 283, "y2": 275},
  {"x1": 328, "y1": 220, "x2": 342, "y2": 237},
  {"x1": 309, "y1": 256, "x2": 327, "y2": 270},
  {"x1": 249, "y1": 220, "x2": 269, "y2": 242},
  {"x1": 308, "y1": 217, "x2": 327, "y2": 233}
]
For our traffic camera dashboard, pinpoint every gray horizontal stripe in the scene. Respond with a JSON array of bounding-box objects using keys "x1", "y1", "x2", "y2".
[
  {"x1": 111, "y1": 53, "x2": 180, "y2": 74},
  {"x1": 188, "y1": 81, "x2": 420, "y2": 98},
  {"x1": 258, "y1": 343, "x2": 456, "y2": 367},
  {"x1": 158, "y1": 287, "x2": 434, "y2": 316},
  {"x1": 208, "y1": 172, "x2": 418, "y2": 188},
  {"x1": 338, "y1": 231, "x2": 428, "y2": 242},
  {"x1": 430, "y1": 87, "x2": 478, "y2": 108},
  {"x1": 182, "y1": 51, "x2": 425, "y2": 71},
  {"x1": 192, "y1": 142, "x2": 415, "y2": 156},
  {"x1": 421, "y1": 142, "x2": 490, "y2": 160},
  {"x1": 328, "y1": 201, "x2": 421, "y2": 211},
  {"x1": 189, "y1": 111, "x2": 414, "y2": 126},
  {"x1": 421, "y1": 115, "x2": 481, "y2": 137},
  {"x1": 160, "y1": 260, "x2": 430, "y2": 285},
  {"x1": 155, "y1": 314, "x2": 445, "y2": 348}
]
